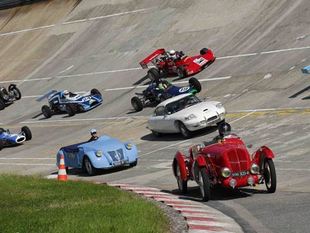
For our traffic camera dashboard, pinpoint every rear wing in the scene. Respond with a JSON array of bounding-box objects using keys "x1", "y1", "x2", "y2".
[{"x1": 139, "y1": 48, "x2": 166, "y2": 69}]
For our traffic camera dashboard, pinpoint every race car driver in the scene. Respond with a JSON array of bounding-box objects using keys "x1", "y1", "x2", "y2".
[{"x1": 88, "y1": 129, "x2": 99, "y2": 142}]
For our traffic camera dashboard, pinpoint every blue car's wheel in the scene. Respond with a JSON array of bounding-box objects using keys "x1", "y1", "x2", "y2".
[
  {"x1": 42, "y1": 105, "x2": 53, "y2": 118},
  {"x1": 66, "y1": 104, "x2": 76, "y2": 117},
  {"x1": 83, "y1": 156, "x2": 96, "y2": 176},
  {"x1": 91, "y1": 88, "x2": 101, "y2": 96},
  {"x1": 21, "y1": 126, "x2": 32, "y2": 141},
  {"x1": 0, "y1": 99, "x2": 5, "y2": 110}
]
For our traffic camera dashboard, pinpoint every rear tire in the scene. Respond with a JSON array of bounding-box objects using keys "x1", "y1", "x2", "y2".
[
  {"x1": 130, "y1": 160, "x2": 138, "y2": 167},
  {"x1": 176, "y1": 162, "x2": 188, "y2": 194},
  {"x1": 83, "y1": 156, "x2": 96, "y2": 176},
  {"x1": 147, "y1": 68, "x2": 160, "y2": 81},
  {"x1": 9, "y1": 85, "x2": 21, "y2": 100},
  {"x1": 0, "y1": 99, "x2": 5, "y2": 110},
  {"x1": 66, "y1": 104, "x2": 76, "y2": 117},
  {"x1": 189, "y1": 77, "x2": 201, "y2": 93},
  {"x1": 41, "y1": 105, "x2": 53, "y2": 118},
  {"x1": 131, "y1": 96, "x2": 143, "y2": 112},
  {"x1": 200, "y1": 48, "x2": 209, "y2": 55},
  {"x1": 198, "y1": 167, "x2": 211, "y2": 201},
  {"x1": 177, "y1": 122, "x2": 191, "y2": 138},
  {"x1": 90, "y1": 88, "x2": 101, "y2": 96},
  {"x1": 21, "y1": 126, "x2": 32, "y2": 140},
  {"x1": 264, "y1": 159, "x2": 277, "y2": 193}
]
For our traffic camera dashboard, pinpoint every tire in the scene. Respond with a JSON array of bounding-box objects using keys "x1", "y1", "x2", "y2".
[
  {"x1": 66, "y1": 104, "x2": 76, "y2": 117},
  {"x1": 0, "y1": 99, "x2": 5, "y2": 110},
  {"x1": 9, "y1": 85, "x2": 21, "y2": 100},
  {"x1": 90, "y1": 88, "x2": 101, "y2": 96},
  {"x1": 147, "y1": 68, "x2": 160, "y2": 81},
  {"x1": 177, "y1": 122, "x2": 191, "y2": 138},
  {"x1": 200, "y1": 48, "x2": 209, "y2": 55},
  {"x1": 0, "y1": 88, "x2": 10, "y2": 101},
  {"x1": 263, "y1": 159, "x2": 277, "y2": 193},
  {"x1": 176, "y1": 66, "x2": 186, "y2": 79},
  {"x1": 83, "y1": 156, "x2": 96, "y2": 176},
  {"x1": 131, "y1": 96, "x2": 143, "y2": 112},
  {"x1": 176, "y1": 162, "x2": 187, "y2": 194},
  {"x1": 189, "y1": 77, "x2": 201, "y2": 93},
  {"x1": 41, "y1": 105, "x2": 53, "y2": 118},
  {"x1": 198, "y1": 167, "x2": 211, "y2": 201},
  {"x1": 130, "y1": 160, "x2": 138, "y2": 167},
  {"x1": 21, "y1": 126, "x2": 32, "y2": 141}
]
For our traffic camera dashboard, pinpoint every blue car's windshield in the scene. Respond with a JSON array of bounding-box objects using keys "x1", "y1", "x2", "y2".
[{"x1": 166, "y1": 95, "x2": 201, "y2": 114}]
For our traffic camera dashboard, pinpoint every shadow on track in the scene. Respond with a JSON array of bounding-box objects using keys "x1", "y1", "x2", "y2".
[{"x1": 140, "y1": 126, "x2": 218, "y2": 142}]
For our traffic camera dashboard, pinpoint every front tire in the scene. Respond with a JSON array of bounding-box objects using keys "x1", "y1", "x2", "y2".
[
  {"x1": 9, "y1": 85, "x2": 22, "y2": 100},
  {"x1": 90, "y1": 88, "x2": 101, "y2": 96},
  {"x1": 21, "y1": 126, "x2": 32, "y2": 140},
  {"x1": 200, "y1": 48, "x2": 209, "y2": 55},
  {"x1": 176, "y1": 162, "x2": 187, "y2": 194},
  {"x1": 83, "y1": 156, "x2": 96, "y2": 176},
  {"x1": 42, "y1": 105, "x2": 53, "y2": 118},
  {"x1": 198, "y1": 167, "x2": 211, "y2": 201},
  {"x1": 0, "y1": 99, "x2": 5, "y2": 110},
  {"x1": 263, "y1": 159, "x2": 277, "y2": 193},
  {"x1": 177, "y1": 122, "x2": 191, "y2": 138},
  {"x1": 189, "y1": 77, "x2": 201, "y2": 93},
  {"x1": 66, "y1": 104, "x2": 76, "y2": 117},
  {"x1": 131, "y1": 96, "x2": 143, "y2": 112}
]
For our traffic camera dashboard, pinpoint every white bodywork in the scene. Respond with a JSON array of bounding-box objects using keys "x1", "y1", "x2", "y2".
[{"x1": 148, "y1": 94, "x2": 226, "y2": 134}]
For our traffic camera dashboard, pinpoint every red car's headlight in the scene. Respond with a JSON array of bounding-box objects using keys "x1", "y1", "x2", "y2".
[
  {"x1": 221, "y1": 167, "x2": 231, "y2": 178},
  {"x1": 250, "y1": 163, "x2": 259, "y2": 174}
]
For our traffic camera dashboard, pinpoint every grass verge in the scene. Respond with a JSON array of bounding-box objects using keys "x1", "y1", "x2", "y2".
[{"x1": 0, "y1": 175, "x2": 169, "y2": 233}]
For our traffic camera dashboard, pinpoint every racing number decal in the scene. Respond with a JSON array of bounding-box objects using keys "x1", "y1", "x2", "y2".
[
  {"x1": 194, "y1": 57, "x2": 208, "y2": 66},
  {"x1": 179, "y1": 87, "x2": 190, "y2": 93}
]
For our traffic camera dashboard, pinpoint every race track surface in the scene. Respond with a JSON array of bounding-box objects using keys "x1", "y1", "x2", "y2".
[{"x1": 0, "y1": 1, "x2": 309, "y2": 232}]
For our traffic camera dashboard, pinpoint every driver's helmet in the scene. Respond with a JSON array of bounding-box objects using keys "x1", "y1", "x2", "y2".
[
  {"x1": 90, "y1": 128, "x2": 97, "y2": 135},
  {"x1": 218, "y1": 122, "x2": 231, "y2": 137},
  {"x1": 168, "y1": 50, "x2": 177, "y2": 59},
  {"x1": 63, "y1": 90, "x2": 69, "y2": 98}
]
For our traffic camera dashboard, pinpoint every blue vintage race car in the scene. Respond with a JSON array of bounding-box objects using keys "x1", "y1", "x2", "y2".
[
  {"x1": 131, "y1": 77, "x2": 201, "y2": 111},
  {"x1": 56, "y1": 135, "x2": 138, "y2": 175},
  {"x1": 0, "y1": 126, "x2": 32, "y2": 150},
  {"x1": 40, "y1": 89, "x2": 102, "y2": 118}
]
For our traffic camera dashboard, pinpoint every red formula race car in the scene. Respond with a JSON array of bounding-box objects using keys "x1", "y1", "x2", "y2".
[
  {"x1": 140, "y1": 48, "x2": 216, "y2": 80},
  {"x1": 172, "y1": 125, "x2": 276, "y2": 201}
]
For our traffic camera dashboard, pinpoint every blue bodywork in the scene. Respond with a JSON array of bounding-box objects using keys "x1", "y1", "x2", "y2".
[
  {"x1": 56, "y1": 136, "x2": 138, "y2": 170},
  {"x1": 0, "y1": 129, "x2": 26, "y2": 148},
  {"x1": 46, "y1": 90, "x2": 102, "y2": 113},
  {"x1": 145, "y1": 82, "x2": 195, "y2": 98},
  {"x1": 302, "y1": 65, "x2": 310, "y2": 74}
]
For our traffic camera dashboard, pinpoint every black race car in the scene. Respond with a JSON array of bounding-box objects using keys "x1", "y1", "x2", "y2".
[{"x1": 0, "y1": 84, "x2": 22, "y2": 110}]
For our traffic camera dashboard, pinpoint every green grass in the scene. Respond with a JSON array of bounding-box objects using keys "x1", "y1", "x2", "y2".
[{"x1": 0, "y1": 175, "x2": 170, "y2": 233}]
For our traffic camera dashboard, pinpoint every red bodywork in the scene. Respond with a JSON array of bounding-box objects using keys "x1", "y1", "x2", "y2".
[
  {"x1": 173, "y1": 135, "x2": 275, "y2": 192},
  {"x1": 140, "y1": 48, "x2": 216, "y2": 77}
]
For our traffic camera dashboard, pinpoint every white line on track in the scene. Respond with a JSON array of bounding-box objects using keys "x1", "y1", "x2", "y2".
[
  {"x1": 0, "y1": 163, "x2": 55, "y2": 166},
  {"x1": 0, "y1": 8, "x2": 152, "y2": 37},
  {"x1": 59, "y1": 65, "x2": 74, "y2": 74},
  {"x1": 20, "y1": 76, "x2": 231, "y2": 99},
  {"x1": 0, "y1": 158, "x2": 54, "y2": 160},
  {"x1": 19, "y1": 106, "x2": 309, "y2": 124}
]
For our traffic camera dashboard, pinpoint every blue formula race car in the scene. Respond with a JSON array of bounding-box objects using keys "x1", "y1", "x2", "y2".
[
  {"x1": 40, "y1": 89, "x2": 102, "y2": 118},
  {"x1": 0, "y1": 126, "x2": 32, "y2": 150},
  {"x1": 131, "y1": 77, "x2": 201, "y2": 111},
  {"x1": 56, "y1": 136, "x2": 138, "y2": 176}
]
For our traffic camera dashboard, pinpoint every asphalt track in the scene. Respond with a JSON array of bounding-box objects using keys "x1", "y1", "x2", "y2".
[{"x1": 0, "y1": 0, "x2": 309, "y2": 232}]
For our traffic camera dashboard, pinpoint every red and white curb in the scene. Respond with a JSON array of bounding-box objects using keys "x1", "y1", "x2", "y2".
[{"x1": 108, "y1": 183, "x2": 243, "y2": 233}]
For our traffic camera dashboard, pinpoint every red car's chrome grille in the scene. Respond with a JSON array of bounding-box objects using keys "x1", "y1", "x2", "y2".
[{"x1": 227, "y1": 148, "x2": 249, "y2": 172}]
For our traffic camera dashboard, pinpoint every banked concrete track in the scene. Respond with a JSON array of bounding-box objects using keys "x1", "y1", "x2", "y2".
[{"x1": 0, "y1": 0, "x2": 309, "y2": 232}]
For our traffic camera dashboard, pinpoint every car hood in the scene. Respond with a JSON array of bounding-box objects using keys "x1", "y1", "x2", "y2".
[{"x1": 171, "y1": 101, "x2": 221, "y2": 118}]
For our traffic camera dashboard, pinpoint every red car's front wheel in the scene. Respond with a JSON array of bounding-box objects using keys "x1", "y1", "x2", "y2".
[
  {"x1": 198, "y1": 167, "x2": 211, "y2": 201},
  {"x1": 263, "y1": 159, "x2": 277, "y2": 193},
  {"x1": 176, "y1": 163, "x2": 187, "y2": 194}
]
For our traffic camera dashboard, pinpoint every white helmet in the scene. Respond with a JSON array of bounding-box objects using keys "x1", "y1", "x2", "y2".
[
  {"x1": 169, "y1": 50, "x2": 176, "y2": 55},
  {"x1": 90, "y1": 128, "x2": 97, "y2": 134},
  {"x1": 63, "y1": 90, "x2": 69, "y2": 96}
]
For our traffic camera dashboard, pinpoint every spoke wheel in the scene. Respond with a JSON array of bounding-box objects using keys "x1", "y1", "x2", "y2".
[
  {"x1": 176, "y1": 163, "x2": 187, "y2": 194},
  {"x1": 198, "y1": 167, "x2": 211, "y2": 201},
  {"x1": 264, "y1": 159, "x2": 277, "y2": 193}
]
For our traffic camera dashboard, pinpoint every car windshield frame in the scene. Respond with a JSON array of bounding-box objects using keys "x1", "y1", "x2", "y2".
[{"x1": 165, "y1": 95, "x2": 201, "y2": 115}]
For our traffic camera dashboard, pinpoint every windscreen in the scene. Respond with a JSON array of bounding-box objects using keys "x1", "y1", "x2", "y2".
[{"x1": 166, "y1": 95, "x2": 201, "y2": 114}]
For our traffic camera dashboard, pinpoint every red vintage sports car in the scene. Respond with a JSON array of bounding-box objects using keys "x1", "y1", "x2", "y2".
[
  {"x1": 139, "y1": 48, "x2": 216, "y2": 80},
  {"x1": 172, "y1": 126, "x2": 276, "y2": 201}
]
